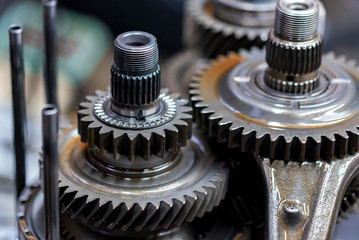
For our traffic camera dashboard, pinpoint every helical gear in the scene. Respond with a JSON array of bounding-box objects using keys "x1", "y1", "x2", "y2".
[
  {"x1": 190, "y1": 51, "x2": 359, "y2": 161},
  {"x1": 58, "y1": 128, "x2": 228, "y2": 232},
  {"x1": 183, "y1": 0, "x2": 274, "y2": 58}
]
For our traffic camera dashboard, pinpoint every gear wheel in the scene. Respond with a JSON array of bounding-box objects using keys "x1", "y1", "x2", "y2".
[
  {"x1": 183, "y1": 0, "x2": 275, "y2": 58},
  {"x1": 78, "y1": 89, "x2": 192, "y2": 161},
  {"x1": 162, "y1": 50, "x2": 209, "y2": 99},
  {"x1": 190, "y1": 51, "x2": 359, "y2": 161},
  {"x1": 339, "y1": 175, "x2": 359, "y2": 219},
  {"x1": 58, "y1": 127, "x2": 228, "y2": 232}
]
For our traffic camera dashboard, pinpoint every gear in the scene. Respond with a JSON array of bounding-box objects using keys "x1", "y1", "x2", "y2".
[
  {"x1": 339, "y1": 176, "x2": 359, "y2": 219},
  {"x1": 58, "y1": 127, "x2": 228, "y2": 232},
  {"x1": 183, "y1": 0, "x2": 275, "y2": 58},
  {"x1": 78, "y1": 89, "x2": 192, "y2": 160},
  {"x1": 190, "y1": 51, "x2": 359, "y2": 161},
  {"x1": 162, "y1": 50, "x2": 209, "y2": 99}
]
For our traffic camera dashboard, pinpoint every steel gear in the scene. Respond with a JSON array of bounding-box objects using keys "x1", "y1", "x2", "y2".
[
  {"x1": 78, "y1": 31, "x2": 192, "y2": 161},
  {"x1": 190, "y1": 0, "x2": 359, "y2": 161},
  {"x1": 190, "y1": 50, "x2": 359, "y2": 161},
  {"x1": 339, "y1": 176, "x2": 359, "y2": 219},
  {"x1": 183, "y1": 0, "x2": 276, "y2": 58},
  {"x1": 58, "y1": 127, "x2": 228, "y2": 232},
  {"x1": 162, "y1": 50, "x2": 209, "y2": 99}
]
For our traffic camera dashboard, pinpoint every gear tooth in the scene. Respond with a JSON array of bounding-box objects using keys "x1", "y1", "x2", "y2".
[
  {"x1": 255, "y1": 134, "x2": 271, "y2": 158},
  {"x1": 347, "y1": 130, "x2": 359, "y2": 154},
  {"x1": 320, "y1": 136, "x2": 335, "y2": 160},
  {"x1": 241, "y1": 130, "x2": 256, "y2": 152},
  {"x1": 134, "y1": 203, "x2": 157, "y2": 232},
  {"x1": 139, "y1": 134, "x2": 151, "y2": 160},
  {"x1": 334, "y1": 133, "x2": 349, "y2": 158},
  {"x1": 207, "y1": 114, "x2": 222, "y2": 137},
  {"x1": 81, "y1": 199, "x2": 100, "y2": 224},
  {"x1": 197, "y1": 186, "x2": 215, "y2": 217},
  {"x1": 148, "y1": 201, "x2": 171, "y2": 231},
  {"x1": 107, "y1": 203, "x2": 128, "y2": 230},
  {"x1": 216, "y1": 120, "x2": 232, "y2": 143},
  {"x1": 305, "y1": 136, "x2": 321, "y2": 160},
  {"x1": 174, "y1": 120, "x2": 190, "y2": 147},
  {"x1": 86, "y1": 123, "x2": 102, "y2": 149},
  {"x1": 290, "y1": 137, "x2": 306, "y2": 161},
  {"x1": 98, "y1": 128, "x2": 113, "y2": 155},
  {"x1": 173, "y1": 195, "x2": 196, "y2": 226},
  {"x1": 186, "y1": 191, "x2": 206, "y2": 222},
  {"x1": 93, "y1": 202, "x2": 113, "y2": 227},
  {"x1": 127, "y1": 133, "x2": 138, "y2": 161},
  {"x1": 160, "y1": 199, "x2": 184, "y2": 229},
  {"x1": 120, "y1": 204, "x2": 142, "y2": 231},
  {"x1": 60, "y1": 191, "x2": 78, "y2": 213},
  {"x1": 207, "y1": 181, "x2": 221, "y2": 210},
  {"x1": 164, "y1": 126, "x2": 179, "y2": 153},
  {"x1": 228, "y1": 126, "x2": 242, "y2": 148},
  {"x1": 151, "y1": 131, "x2": 166, "y2": 158}
]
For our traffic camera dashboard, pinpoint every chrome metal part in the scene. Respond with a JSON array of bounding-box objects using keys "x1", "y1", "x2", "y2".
[{"x1": 58, "y1": 128, "x2": 228, "y2": 232}]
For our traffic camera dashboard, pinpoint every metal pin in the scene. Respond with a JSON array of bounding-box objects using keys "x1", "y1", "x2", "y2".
[
  {"x1": 42, "y1": 105, "x2": 60, "y2": 240},
  {"x1": 9, "y1": 25, "x2": 26, "y2": 198},
  {"x1": 43, "y1": 0, "x2": 58, "y2": 106}
]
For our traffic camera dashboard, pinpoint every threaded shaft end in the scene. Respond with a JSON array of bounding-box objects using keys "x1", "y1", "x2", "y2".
[
  {"x1": 275, "y1": 0, "x2": 319, "y2": 41},
  {"x1": 114, "y1": 31, "x2": 159, "y2": 76}
]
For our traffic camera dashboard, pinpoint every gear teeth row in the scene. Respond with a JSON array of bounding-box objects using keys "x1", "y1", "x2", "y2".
[
  {"x1": 78, "y1": 91, "x2": 192, "y2": 161},
  {"x1": 110, "y1": 66, "x2": 161, "y2": 107},
  {"x1": 265, "y1": 33, "x2": 323, "y2": 75},
  {"x1": 184, "y1": 0, "x2": 267, "y2": 58},
  {"x1": 58, "y1": 164, "x2": 228, "y2": 232},
  {"x1": 190, "y1": 52, "x2": 359, "y2": 161}
]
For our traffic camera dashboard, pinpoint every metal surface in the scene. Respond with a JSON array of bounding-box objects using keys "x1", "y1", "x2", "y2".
[
  {"x1": 58, "y1": 127, "x2": 228, "y2": 232},
  {"x1": 42, "y1": 105, "x2": 60, "y2": 240},
  {"x1": 9, "y1": 25, "x2": 26, "y2": 198},
  {"x1": 43, "y1": 0, "x2": 58, "y2": 106},
  {"x1": 259, "y1": 153, "x2": 359, "y2": 239}
]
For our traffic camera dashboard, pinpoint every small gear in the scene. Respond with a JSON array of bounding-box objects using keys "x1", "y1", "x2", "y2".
[
  {"x1": 78, "y1": 89, "x2": 192, "y2": 160},
  {"x1": 183, "y1": 0, "x2": 275, "y2": 58},
  {"x1": 162, "y1": 50, "x2": 209, "y2": 99},
  {"x1": 58, "y1": 128, "x2": 228, "y2": 232}
]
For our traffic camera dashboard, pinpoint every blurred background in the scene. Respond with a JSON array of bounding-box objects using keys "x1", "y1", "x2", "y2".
[{"x1": 0, "y1": 0, "x2": 358, "y2": 239}]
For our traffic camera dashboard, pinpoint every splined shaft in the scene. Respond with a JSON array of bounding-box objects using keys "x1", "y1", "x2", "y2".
[
  {"x1": 265, "y1": 0, "x2": 323, "y2": 94},
  {"x1": 111, "y1": 31, "x2": 161, "y2": 111}
]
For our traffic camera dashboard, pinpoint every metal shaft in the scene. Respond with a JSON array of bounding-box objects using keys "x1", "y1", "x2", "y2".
[
  {"x1": 42, "y1": 105, "x2": 60, "y2": 240},
  {"x1": 43, "y1": 0, "x2": 58, "y2": 106},
  {"x1": 9, "y1": 25, "x2": 26, "y2": 198}
]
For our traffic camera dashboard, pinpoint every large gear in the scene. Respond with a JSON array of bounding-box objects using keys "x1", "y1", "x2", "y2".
[
  {"x1": 183, "y1": 0, "x2": 275, "y2": 58},
  {"x1": 190, "y1": 51, "x2": 359, "y2": 161},
  {"x1": 58, "y1": 127, "x2": 228, "y2": 232}
]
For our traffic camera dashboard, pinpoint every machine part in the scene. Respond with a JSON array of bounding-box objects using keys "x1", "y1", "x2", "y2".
[
  {"x1": 190, "y1": 48, "x2": 359, "y2": 162},
  {"x1": 265, "y1": 0, "x2": 323, "y2": 93},
  {"x1": 183, "y1": 0, "x2": 275, "y2": 58},
  {"x1": 58, "y1": 127, "x2": 228, "y2": 232},
  {"x1": 42, "y1": 105, "x2": 60, "y2": 240},
  {"x1": 78, "y1": 31, "x2": 192, "y2": 161},
  {"x1": 162, "y1": 50, "x2": 209, "y2": 99},
  {"x1": 9, "y1": 24, "x2": 26, "y2": 197},
  {"x1": 259, "y1": 153, "x2": 359, "y2": 239},
  {"x1": 339, "y1": 176, "x2": 359, "y2": 218},
  {"x1": 43, "y1": 0, "x2": 57, "y2": 106},
  {"x1": 17, "y1": 182, "x2": 244, "y2": 240}
]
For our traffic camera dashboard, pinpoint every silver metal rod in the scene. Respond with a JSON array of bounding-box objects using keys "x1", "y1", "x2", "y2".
[
  {"x1": 9, "y1": 25, "x2": 26, "y2": 198},
  {"x1": 43, "y1": 0, "x2": 58, "y2": 106},
  {"x1": 42, "y1": 105, "x2": 60, "y2": 240}
]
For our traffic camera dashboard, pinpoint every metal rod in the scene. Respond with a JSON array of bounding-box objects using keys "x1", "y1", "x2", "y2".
[
  {"x1": 43, "y1": 0, "x2": 58, "y2": 106},
  {"x1": 9, "y1": 25, "x2": 26, "y2": 198},
  {"x1": 42, "y1": 105, "x2": 60, "y2": 240}
]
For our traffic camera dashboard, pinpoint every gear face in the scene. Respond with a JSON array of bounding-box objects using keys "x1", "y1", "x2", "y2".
[
  {"x1": 190, "y1": 51, "x2": 359, "y2": 161},
  {"x1": 162, "y1": 50, "x2": 209, "y2": 99},
  {"x1": 78, "y1": 90, "x2": 192, "y2": 161},
  {"x1": 58, "y1": 128, "x2": 229, "y2": 232},
  {"x1": 184, "y1": 0, "x2": 274, "y2": 58}
]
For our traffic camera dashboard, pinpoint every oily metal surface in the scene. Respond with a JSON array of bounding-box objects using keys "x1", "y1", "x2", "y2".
[
  {"x1": 58, "y1": 128, "x2": 229, "y2": 232},
  {"x1": 190, "y1": 51, "x2": 359, "y2": 161}
]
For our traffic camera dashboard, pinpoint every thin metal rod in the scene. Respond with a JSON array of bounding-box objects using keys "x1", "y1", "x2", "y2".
[
  {"x1": 43, "y1": 0, "x2": 58, "y2": 106},
  {"x1": 9, "y1": 25, "x2": 26, "y2": 198},
  {"x1": 42, "y1": 105, "x2": 60, "y2": 240}
]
